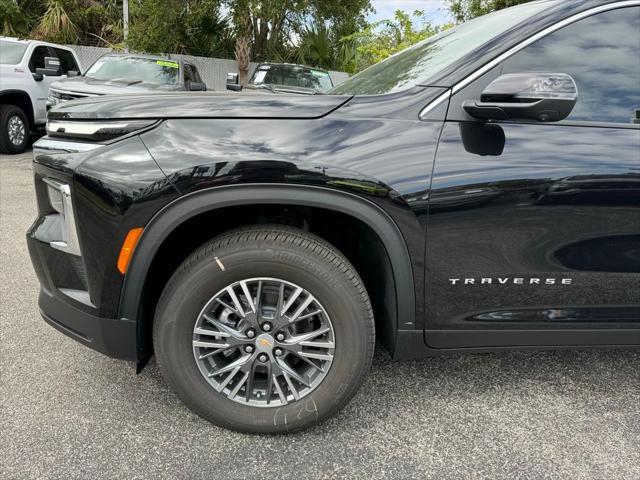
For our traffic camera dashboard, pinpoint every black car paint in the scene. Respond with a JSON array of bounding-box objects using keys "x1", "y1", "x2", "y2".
[{"x1": 27, "y1": 0, "x2": 640, "y2": 364}]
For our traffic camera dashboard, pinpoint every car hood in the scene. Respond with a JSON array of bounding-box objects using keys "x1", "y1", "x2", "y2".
[
  {"x1": 48, "y1": 92, "x2": 353, "y2": 120},
  {"x1": 50, "y1": 76, "x2": 181, "y2": 95}
]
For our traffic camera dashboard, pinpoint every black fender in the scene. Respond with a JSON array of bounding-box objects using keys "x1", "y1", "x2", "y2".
[{"x1": 118, "y1": 183, "x2": 417, "y2": 355}]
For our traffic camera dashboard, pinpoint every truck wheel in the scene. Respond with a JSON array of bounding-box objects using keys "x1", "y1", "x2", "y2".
[
  {"x1": 153, "y1": 226, "x2": 375, "y2": 433},
  {"x1": 0, "y1": 105, "x2": 30, "y2": 154}
]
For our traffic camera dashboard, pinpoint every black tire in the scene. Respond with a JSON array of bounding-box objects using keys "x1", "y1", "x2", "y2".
[
  {"x1": 0, "y1": 104, "x2": 30, "y2": 154},
  {"x1": 153, "y1": 226, "x2": 375, "y2": 433}
]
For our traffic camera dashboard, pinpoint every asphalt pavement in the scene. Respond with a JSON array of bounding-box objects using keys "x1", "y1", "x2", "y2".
[{"x1": 1, "y1": 150, "x2": 639, "y2": 480}]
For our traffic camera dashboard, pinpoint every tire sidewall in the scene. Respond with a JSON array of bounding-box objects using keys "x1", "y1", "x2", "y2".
[
  {"x1": 1, "y1": 105, "x2": 29, "y2": 154},
  {"x1": 155, "y1": 237, "x2": 373, "y2": 433}
]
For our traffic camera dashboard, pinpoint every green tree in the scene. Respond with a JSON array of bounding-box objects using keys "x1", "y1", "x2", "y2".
[
  {"x1": 127, "y1": 0, "x2": 231, "y2": 56},
  {"x1": 345, "y1": 10, "x2": 445, "y2": 72},
  {"x1": 226, "y1": 0, "x2": 372, "y2": 62},
  {"x1": 448, "y1": 0, "x2": 534, "y2": 22}
]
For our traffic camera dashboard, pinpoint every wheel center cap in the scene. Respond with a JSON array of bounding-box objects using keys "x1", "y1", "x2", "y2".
[{"x1": 255, "y1": 333, "x2": 275, "y2": 353}]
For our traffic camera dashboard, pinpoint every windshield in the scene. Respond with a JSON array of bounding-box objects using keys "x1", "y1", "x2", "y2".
[
  {"x1": 85, "y1": 56, "x2": 180, "y2": 85},
  {"x1": 0, "y1": 40, "x2": 28, "y2": 65},
  {"x1": 330, "y1": 1, "x2": 549, "y2": 95},
  {"x1": 250, "y1": 65, "x2": 333, "y2": 92}
]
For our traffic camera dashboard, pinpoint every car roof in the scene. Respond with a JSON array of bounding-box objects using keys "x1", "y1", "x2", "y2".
[{"x1": 0, "y1": 37, "x2": 75, "y2": 50}]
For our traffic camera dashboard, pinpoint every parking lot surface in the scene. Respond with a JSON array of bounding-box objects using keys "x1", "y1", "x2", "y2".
[{"x1": 1, "y1": 150, "x2": 639, "y2": 480}]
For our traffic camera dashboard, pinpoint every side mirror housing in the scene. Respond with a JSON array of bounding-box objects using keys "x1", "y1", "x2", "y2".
[
  {"x1": 226, "y1": 72, "x2": 242, "y2": 91},
  {"x1": 32, "y1": 72, "x2": 43, "y2": 82},
  {"x1": 36, "y1": 57, "x2": 62, "y2": 77},
  {"x1": 188, "y1": 81, "x2": 206, "y2": 91},
  {"x1": 463, "y1": 73, "x2": 578, "y2": 122},
  {"x1": 67, "y1": 70, "x2": 79, "y2": 77}
]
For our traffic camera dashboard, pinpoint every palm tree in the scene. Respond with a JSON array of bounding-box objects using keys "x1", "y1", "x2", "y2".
[{"x1": 32, "y1": 0, "x2": 78, "y2": 44}]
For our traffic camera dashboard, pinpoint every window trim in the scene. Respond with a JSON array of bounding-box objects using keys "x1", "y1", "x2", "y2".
[
  {"x1": 52, "y1": 47, "x2": 80, "y2": 74},
  {"x1": 420, "y1": 0, "x2": 640, "y2": 119},
  {"x1": 28, "y1": 45, "x2": 53, "y2": 74}
]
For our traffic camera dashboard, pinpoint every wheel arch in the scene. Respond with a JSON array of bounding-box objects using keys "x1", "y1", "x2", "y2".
[
  {"x1": 0, "y1": 90, "x2": 35, "y2": 127},
  {"x1": 118, "y1": 184, "x2": 416, "y2": 359}
]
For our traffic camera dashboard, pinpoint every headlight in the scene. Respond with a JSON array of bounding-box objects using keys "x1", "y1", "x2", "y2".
[{"x1": 46, "y1": 119, "x2": 156, "y2": 142}]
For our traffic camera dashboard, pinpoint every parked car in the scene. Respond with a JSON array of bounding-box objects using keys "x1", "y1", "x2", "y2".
[
  {"x1": 28, "y1": 0, "x2": 640, "y2": 434},
  {"x1": 46, "y1": 54, "x2": 206, "y2": 107},
  {"x1": 226, "y1": 63, "x2": 334, "y2": 94},
  {"x1": 0, "y1": 37, "x2": 81, "y2": 153}
]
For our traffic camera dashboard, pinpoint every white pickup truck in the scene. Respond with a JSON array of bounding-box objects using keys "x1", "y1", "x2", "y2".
[{"x1": 0, "y1": 37, "x2": 81, "y2": 154}]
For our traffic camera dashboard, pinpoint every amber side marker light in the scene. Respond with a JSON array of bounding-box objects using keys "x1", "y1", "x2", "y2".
[{"x1": 117, "y1": 227, "x2": 144, "y2": 274}]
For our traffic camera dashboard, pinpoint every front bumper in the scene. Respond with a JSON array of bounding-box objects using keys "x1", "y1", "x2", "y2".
[{"x1": 38, "y1": 286, "x2": 137, "y2": 360}]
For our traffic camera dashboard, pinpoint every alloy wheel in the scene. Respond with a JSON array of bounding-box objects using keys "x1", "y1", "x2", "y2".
[
  {"x1": 192, "y1": 277, "x2": 335, "y2": 407},
  {"x1": 7, "y1": 115, "x2": 25, "y2": 146}
]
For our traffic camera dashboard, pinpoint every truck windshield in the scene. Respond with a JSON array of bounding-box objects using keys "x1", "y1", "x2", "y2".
[
  {"x1": 251, "y1": 65, "x2": 333, "y2": 92},
  {"x1": 0, "y1": 40, "x2": 28, "y2": 65},
  {"x1": 329, "y1": 1, "x2": 549, "y2": 95},
  {"x1": 85, "y1": 56, "x2": 180, "y2": 85}
]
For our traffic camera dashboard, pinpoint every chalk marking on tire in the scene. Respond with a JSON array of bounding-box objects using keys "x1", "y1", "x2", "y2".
[{"x1": 214, "y1": 257, "x2": 225, "y2": 271}]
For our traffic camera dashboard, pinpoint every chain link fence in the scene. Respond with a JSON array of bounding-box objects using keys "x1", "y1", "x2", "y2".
[{"x1": 65, "y1": 45, "x2": 350, "y2": 91}]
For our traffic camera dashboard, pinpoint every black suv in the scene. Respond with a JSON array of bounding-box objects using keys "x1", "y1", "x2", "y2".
[{"x1": 28, "y1": 0, "x2": 640, "y2": 433}]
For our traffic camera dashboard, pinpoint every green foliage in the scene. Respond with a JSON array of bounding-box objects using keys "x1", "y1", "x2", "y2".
[
  {"x1": 32, "y1": 0, "x2": 78, "y2": 44},
  {"x1": 1, "y1": 0, "x2": 448, "y2": 75},
  {"x1": 448, "y1": 0, "x2": 534, "y2": 22},
  {"x1": 128, "y1": 0, "x2": 233, "y2": 57},
  {"x1": 344, "y1": 10, "x2": 447, "y2": 72},
  {"x1": 1, "y1": 0, "x2": 43, "y2": 37}
]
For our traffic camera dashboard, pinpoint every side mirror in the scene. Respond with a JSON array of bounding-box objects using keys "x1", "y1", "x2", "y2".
[
  {"x1": 67, "y1": 70, "x2": 79, "y2": 77},
  {"x1": 226, "y1": 72, "x2": 242, "y2": 91},
  {"x1": 32, "y1": 72, "x2": 43, "y2": 82},
  {"x1": 36, "y1": 56, "x2": 62, "y2": 77},
  {"x1": 188, "y1": 81, "x2": 206, "y2": 91},
  {"x1": 463, "y1": 73, "x2": 578, "y2": 122}
]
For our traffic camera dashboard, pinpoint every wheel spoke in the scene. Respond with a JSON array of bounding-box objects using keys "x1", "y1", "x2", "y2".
[
  {"x1": 203, "y1": 314, "x2": 246, "y2": 342},
  {"x1": 280, "y1": 286, "x2": 302, "y2": 317},
  {"x1": 298, "y1": 351, "x2": 333, "y2": 361},
  {"x1": 193, "y1": 340, "x2": 229, "y2": 349},
  {"x1": 254, "y1": 280, "x2": 263, "y2": 323},
  {"x1": 226, "y1": 286, "x2": 246, "y2": 317},
  {"x1": 217, "y1": 366, "x2": 241, "y2": 392},
  {"x1": 228, "y1": 371, "x2": 249, "y2": 399},
  {"x1": 282, "y1": 372, "x2": 300, "y2": 401},
  {"x1": 239, "y1": 280, "x2": 255, "y2": 313},
  {"x1": 288, "y1": 327, "x2": 330, "y2": 345},
  {"x1": 272, "y1": 374, "x2": 288, "y2": 405},
  {"x1": 289, "y1": 294, "x2": 315, "y2": 322},
  {"x1": 208, "y1": 354, "x2": 250, "y2": 377},
  {"x1": 277, "y1": 358, "x2": 311, "y2": 388},
  {"x1": 193, "y1": 278, "x2": 335, "y2": 407},
  {"x1": 194, "y1": 327, "x2": 230, "y2": 338},
  {"x1": 246, "y1": 361, "x2": 258, "y2": 402}
]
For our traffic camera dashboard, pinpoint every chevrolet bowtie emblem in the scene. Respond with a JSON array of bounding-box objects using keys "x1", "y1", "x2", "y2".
[{"x1": 258, "y1": 338, "x2": 272, "y2": 348}]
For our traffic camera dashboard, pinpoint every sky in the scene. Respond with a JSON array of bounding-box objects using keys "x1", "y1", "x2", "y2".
[{"x1": 368, "y1": 0, "x2": 452, "y2": 26}]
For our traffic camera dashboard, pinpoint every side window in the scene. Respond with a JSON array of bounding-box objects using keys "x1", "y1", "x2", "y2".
[
  {"x1": 502, "y1": 7, "x2": 640, "y2": 125},
  {"x1": 191, "y1": 66, "x2": 203, "y2": 83},
  {"x1": 53, "y1": 48, "x2": 79, "y2": 74},
  {"x1": 184, "y1": 64, "x2": 193, "y2": 83},
  {"x1": 28, "y1": 46, "x2": 50, "y2": 73}
]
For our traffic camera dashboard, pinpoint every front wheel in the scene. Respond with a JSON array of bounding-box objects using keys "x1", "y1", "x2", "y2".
[
  {"x1": 0, "y1": 105, "x2": 30, "y2": 154},
  {"x1": 153, "y1": 226, "x2": 375, "y2": 433}
]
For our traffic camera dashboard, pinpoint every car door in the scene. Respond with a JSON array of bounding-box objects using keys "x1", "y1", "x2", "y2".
[
  {"x1": 28, "y1": 45, "x2": 63, "y2": 124},
  {"x1": 426, "y1": 5, "x2": 640, "y2": 348}
]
